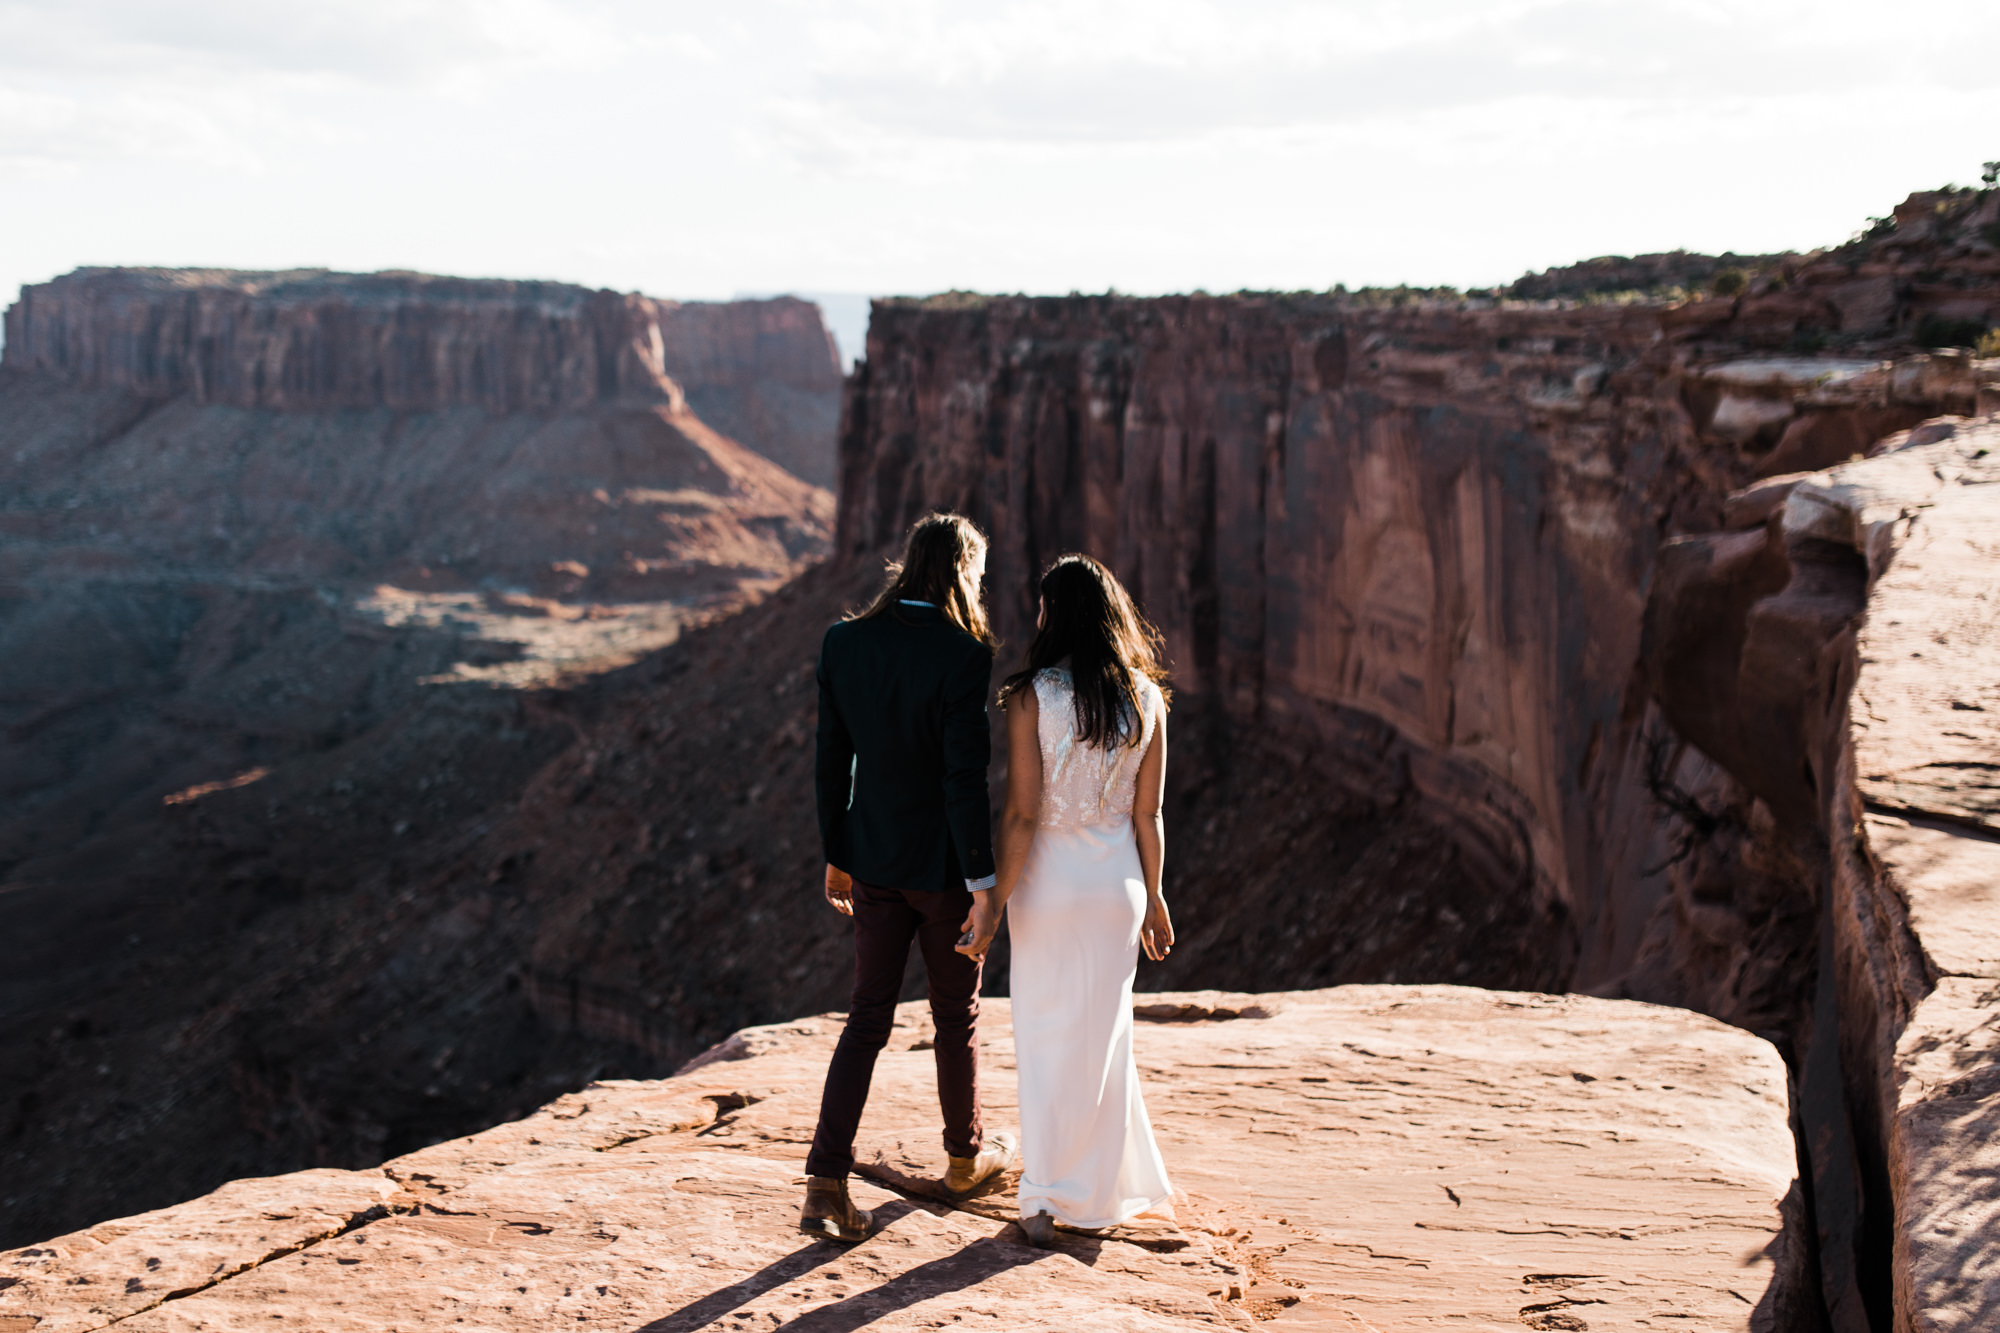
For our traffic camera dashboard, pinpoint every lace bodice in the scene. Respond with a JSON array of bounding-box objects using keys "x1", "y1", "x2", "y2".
[{"x1": 1032, "y1": 667, "x2": 1163, "y2": 829}]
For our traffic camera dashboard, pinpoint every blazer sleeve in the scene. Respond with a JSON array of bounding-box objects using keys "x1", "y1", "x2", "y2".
[
  {"x1": 940, "y1": 640, "x2": 997, "y2": 883},
  {"x1": 814, "y1": 628, "x2": 855, "y2": 867}
]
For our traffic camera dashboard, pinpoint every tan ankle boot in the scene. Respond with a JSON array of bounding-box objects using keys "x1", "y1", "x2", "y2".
[
  {"x1": 943, "y1": 1130, "x2": 1018, "y2": 1198},
  {"x1": 798, "y1": 1176, "x2": 874, "y2": 1243}
]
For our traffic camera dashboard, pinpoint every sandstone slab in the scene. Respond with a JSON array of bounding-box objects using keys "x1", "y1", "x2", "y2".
[
  {"x1": 4, "y1": 988, "x2": 1805, "y2": 1331},
  {"x1": 0, "y1": 1170, "x2": 402, "y2": 1333},
  {"x1": 1729, "y1": 418, "x2": 2000, "y2": 1329},
  {"x1": 1832, "y1": 426, "x2": 2000, "y2": 833},
  {"x1": 1892, "y1": 969, "x2": 2000, "y2": 1333},
  {"x1": 1866, "y1": 809, "x2": 2000, "y2": 1330}
]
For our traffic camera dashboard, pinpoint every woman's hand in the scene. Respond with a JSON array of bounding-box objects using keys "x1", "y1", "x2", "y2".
[{"x1": 1141, "y1": 894, "x2": 1174, "y2": 962}]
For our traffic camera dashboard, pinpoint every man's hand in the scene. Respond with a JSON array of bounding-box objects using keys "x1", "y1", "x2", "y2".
[
  {"x1": 955, "y1": 890, "x2": 1001, "y2": 959},
  {"x1": 824, "y1": 864, "x2": 855, "y2": 916}
]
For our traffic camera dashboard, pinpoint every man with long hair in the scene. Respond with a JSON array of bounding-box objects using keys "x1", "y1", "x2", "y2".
[{"x1": 800, "y1": 512, "x2": 1018, "y2": 1242}]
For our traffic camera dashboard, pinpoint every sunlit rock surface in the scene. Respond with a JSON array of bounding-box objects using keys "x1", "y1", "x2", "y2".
[
  {"x1": 1645, "y1": 418, "x2": 2000, "y2": 1328},
  {"x1": 0, "y1": 989, "x2": 1807, "y2": 1331}
]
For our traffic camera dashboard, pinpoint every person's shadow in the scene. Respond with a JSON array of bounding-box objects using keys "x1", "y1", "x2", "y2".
[{"x1": 636, "y1": 1205, "x2": 1086, "y2": 1332}]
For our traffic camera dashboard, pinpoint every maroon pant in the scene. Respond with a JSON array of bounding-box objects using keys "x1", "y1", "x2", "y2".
[{"x1": 805, "y1": 879, "x2": 984, "y2": 1179}]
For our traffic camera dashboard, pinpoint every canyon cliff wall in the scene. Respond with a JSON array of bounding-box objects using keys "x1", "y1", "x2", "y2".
[
  {"x1": 0, "y1": 268, "x2": 835, "y2": 912},
  {"x1": 837, "y1": 192, "x2": 2000, "y2": 1026},
  {"x1": 834, "y1": 200, "x2": 2000, "y2": 1326},
  {"x1": 4, "y1": 269, "x2": 843, "y2": 484},
  {"x1": 7, "y1": 195, "x2": 2000, "y2": 1327},
  {"x1": 649, "y1": 296, "x2": 844, "y2": 486},
  {"x1": 1648, "y1": 421, "x2": 2000, "y2": 1332},
  {"x1": 843, "y1": 294, "x2": 1682, "y2": 994},
  {"x1": 0, "y1": 269, "x2": 840, "y2": 1249}
]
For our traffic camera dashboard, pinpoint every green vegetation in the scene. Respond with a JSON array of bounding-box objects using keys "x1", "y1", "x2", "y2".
[
  {"x1": 1331, "y1": 284, "x2": 1467, "y2": 307},
  {"x1": 1915, "y1": 314, "x2": 1994, "y2": 350}
]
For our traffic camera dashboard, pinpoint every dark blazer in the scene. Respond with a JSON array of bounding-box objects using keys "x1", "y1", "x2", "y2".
[{"x1": 814, "y1": 604, "x2": 996, "y2": 893}]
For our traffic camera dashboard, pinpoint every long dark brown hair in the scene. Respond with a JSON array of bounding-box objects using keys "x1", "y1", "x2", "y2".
[
  {"x1": 850, "y1": 512, "x2": 994, "y2": 647},
  {"x1": 998, "y1": 554, "x2": 1169, "y2": 747}
]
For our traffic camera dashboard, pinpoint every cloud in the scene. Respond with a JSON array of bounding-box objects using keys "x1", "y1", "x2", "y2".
[
  {"x1": 0, "y1": 0, "x2": 636, "y2": 171},
  {"x1": 2, "y1": 0, "x2": 1998, "y2": 309},
  {"x1": 0, "y1": 82, "x2": 263, "y2": 169},
  {"x1": 0, "y1": 0, "x2": 618, "y2": 86},
  {"x1": 771, "y1": 0, "x2": 1988, "y2": 144}
]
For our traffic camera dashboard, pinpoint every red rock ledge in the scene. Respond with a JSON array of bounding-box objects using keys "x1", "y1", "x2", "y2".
[{"x1": 2, "y1": 987, "x2": 1805, "y2": 1331}]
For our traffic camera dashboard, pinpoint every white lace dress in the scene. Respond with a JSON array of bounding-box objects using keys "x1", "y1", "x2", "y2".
[{"x1": 1007, "y1": 667, "x2": 1173, "y2": 1228}]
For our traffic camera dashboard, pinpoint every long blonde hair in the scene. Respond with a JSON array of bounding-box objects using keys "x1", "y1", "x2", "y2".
[{"x1": 850, "y1": 512, "x2": 994, "y2": 647}]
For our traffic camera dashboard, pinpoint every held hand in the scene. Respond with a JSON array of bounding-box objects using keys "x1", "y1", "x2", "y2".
[
  {"x1": 956, "y1": 893, "x2": 1001, "y2": 960},
  {"x1": 1141, "y1": 894, "x2": 1175, "y2": 963},
  {"x1": 824, "y1": 864, "x2": 855, "y2": 916}
]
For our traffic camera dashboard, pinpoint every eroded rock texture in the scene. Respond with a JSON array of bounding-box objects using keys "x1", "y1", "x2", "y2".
[
  {"x1": 0, "y1": 989, "x2": 1808, "y2": 1331},
  {"x1": 8, "y1": 193, "x2": 2000, "y2": 1326},
  {"x1": 6, "y1": 268, "x2": 842, "y2": 483},
  {"x1": 1646, "y1": 420, "x2": 2000, "y2": 1330},
  {"x1": 844, "y1": 292, "x2": 1677, "y2": 962},
  {"x1": 829, "y1": 199, "x2": 2000, "y2": 1325},
  {"x1": 839, "y1": 294, "x2": 1993, "y2": 1036},
  {"x1": 0, "y1": 270, "x2": 837, "y2": 1249}
]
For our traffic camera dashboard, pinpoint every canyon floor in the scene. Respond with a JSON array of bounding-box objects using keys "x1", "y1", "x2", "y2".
[{"x1": 1, "y1": 988, "x2": 1806, "y2": 1332}]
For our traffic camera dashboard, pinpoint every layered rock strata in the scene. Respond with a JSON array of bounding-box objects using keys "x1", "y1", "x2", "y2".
[
  {"x1": 834, "y1": 195, "x2": 2000, "y2": 1325},
  {"x1": 1647, "y1": 419, "x2": 2000, "y2": 1330},
  {"x1": 0, "y1": 271, "x2": 838, "y2": 1249},
  {"x1": 847, "y1": 291, "x2": 1665, "y2": 980},
  {"x1": 1508, "y1": 248, "x2": 1792, "y2": 300},
  {"x1": 839, "y1": 292, "x2": 1994, "y2": 1032},
  {"x1": 649, "y1": 295, "x2": 846, "y2": 486},
  {"x1": 0, "y1": 988, "x2": 1808, "y2": 1331},
  {"x1": 4, "y1": 268, "x2": 843, "y2": 483},
  {"x1": 9, "y1": 193, "x2": 2000, "y2": 1322},
  {"x1": 0, "y1": 268, "x2": 834, "y2": 900}
]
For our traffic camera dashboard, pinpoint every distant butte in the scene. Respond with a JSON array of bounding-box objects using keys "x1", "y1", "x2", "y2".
[
  {"x1": 5, "y1": 268, "x2": 844, "y2": 485},
  {"x1": 0, "y1": 270, "x2": 841, "y2": 1254}
]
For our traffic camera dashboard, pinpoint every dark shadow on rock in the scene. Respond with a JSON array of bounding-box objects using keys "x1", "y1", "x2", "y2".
[
  {"x1": 633, "y1": 1200, "x2": 922, "y2": 1332},
  {"x1": 634, "y1": 1211, "x2": 1069, "y2": 1332},
  {"x1": 778, "y1": 1235, "x2": 1055, "y2": 1331}
]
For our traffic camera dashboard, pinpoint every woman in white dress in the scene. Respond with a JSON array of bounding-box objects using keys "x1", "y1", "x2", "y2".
[{"x1": 956, "y1": 553, "x2": 1176, "y2": 1248}]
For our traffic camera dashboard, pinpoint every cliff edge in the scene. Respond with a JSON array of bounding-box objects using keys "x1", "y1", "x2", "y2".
[
  {"x1": 1646, "y1": 415, "x2": 2000, "y2": 1329},
  {"x1": 0, "y1": 988, "x2": 1807, "y2": 1331}
]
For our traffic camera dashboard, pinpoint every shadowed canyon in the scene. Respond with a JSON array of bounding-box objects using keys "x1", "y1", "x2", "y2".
[{"x1": 6, "y1": 187, "x2": 2000, "y2": 1330}]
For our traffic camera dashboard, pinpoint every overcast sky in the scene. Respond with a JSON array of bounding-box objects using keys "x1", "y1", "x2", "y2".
[{"x1": 4, "y1": 0, "x2": 1999, "y2": 331}]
